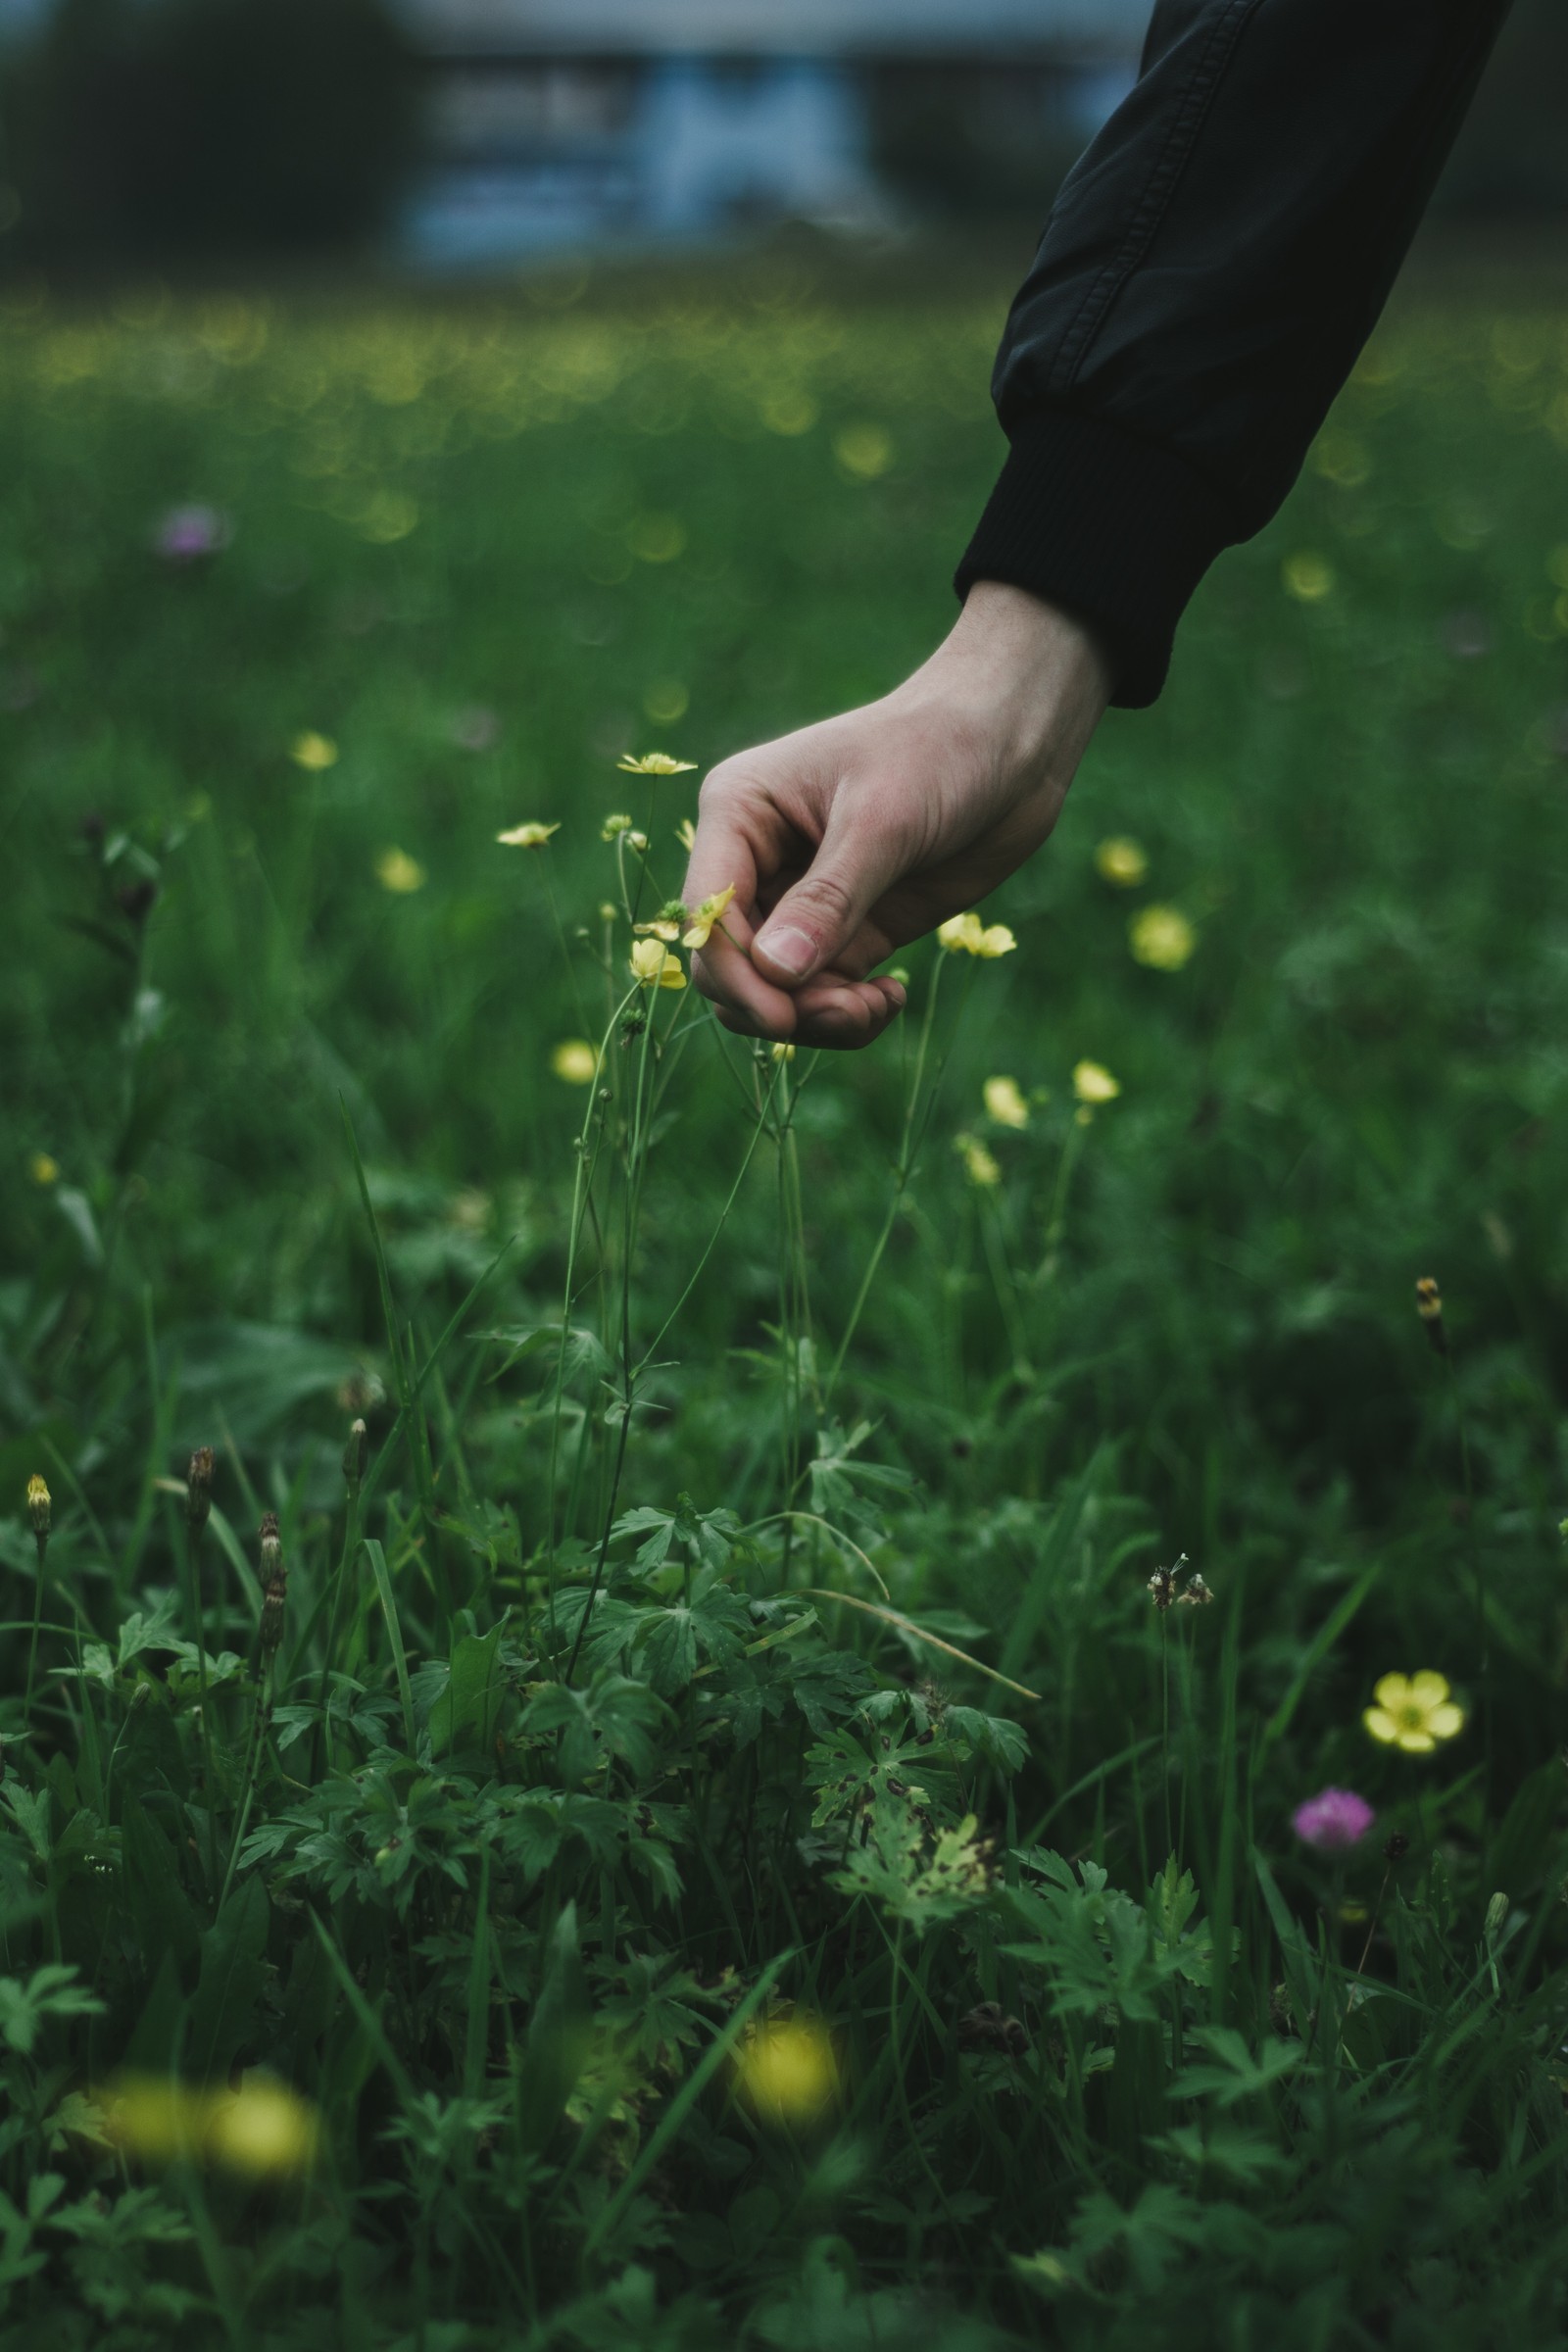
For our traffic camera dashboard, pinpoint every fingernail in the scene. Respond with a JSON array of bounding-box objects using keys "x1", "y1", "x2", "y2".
[
  {"x1": 886, "y1": 981, "x2": 906, "y2": 1011},
  {"x1": 756, "y1": 923, "x2": 814, "y2": 980}
]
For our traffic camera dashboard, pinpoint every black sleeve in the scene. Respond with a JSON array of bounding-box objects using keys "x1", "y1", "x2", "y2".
[{"x1": 954, "y1": 0, "x2": 1512, "y2": 707}]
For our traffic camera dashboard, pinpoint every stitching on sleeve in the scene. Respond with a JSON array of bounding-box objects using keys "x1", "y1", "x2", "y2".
[{"x1": 1048, "y1": 0, "x2": 1265, "y2": 400}]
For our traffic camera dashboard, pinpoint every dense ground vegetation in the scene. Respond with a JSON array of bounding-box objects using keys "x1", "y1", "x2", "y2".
[{"x1": 4, "y1": 251, "x2": 1568, "y2": 2348}]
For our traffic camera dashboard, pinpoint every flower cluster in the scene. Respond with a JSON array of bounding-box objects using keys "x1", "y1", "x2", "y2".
[{"x1": 937, "y1": 911, "x2": 1015, "y2": 958}]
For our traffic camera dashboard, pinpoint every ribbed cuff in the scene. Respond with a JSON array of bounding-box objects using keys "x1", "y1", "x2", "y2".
[{"x1": 953, "y1": 410, "x2": 1241, "y2": 709}]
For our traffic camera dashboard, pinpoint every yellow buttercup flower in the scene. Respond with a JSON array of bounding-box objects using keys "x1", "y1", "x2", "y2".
[
  {"x1": 104, "y1": 2072, "x2": 318, "y2": 2179},
  {"x1": 630, "y1": 938, "x2": 686, "y2": 990},
  {"x1": 495, "y1": 820, "x2": 559, "y2": 848},
  {"x1": 956, "y1": 1133, "x2": 1002, "y2": 1189},
  {"x1": 1129, "y1": 905, "x2": 1197, "y2": 970},
  {"x1": 1072, "y1": 1060, "x2": 1120, "y2": 1105},
  {"x1": 1363, "y1": 1671, "x2": 1465, "y2": 1755},
  {"x1": 938, "y1": 911, "x2": 1016, "y2": 958},
  {"x1": 551, "y1": 1040, "x2": 600, "y2": 1085},
  {"x1": 616, "y1": 752, "x2": 697, "y2": 777},
  {"x1": 734, "y1": 2015, "x2": 839, "y2": 2126},
  {"x1": 29, "y1": 1152, "x2": 60, "y2": 1186},
  {"x1": 771, "y1": 1043, "x2": 796, "y2": 1062},
  {"x1": 983, "y1": 1075, "x2": 1029, "y2": 1130},
  {"x1": 676, "y1": 817, "x2": 697, "y2": 853},
  {"x1": 601, "y1": 811, "x2": 635, "y2": 840},
  {"x1": 683, "y1": 884, "x2": 736, "y2": 950},
  {"x1": 1095, "y1": 836, "x2": 1149, "y2": 888},
  {"x1": 26, "y1": 1475, "x2": 51, "y2": 1537},
  {"x1": 374, "y1": 847, "x2": 425, "y2": 894},
  {"x1": 634, "y1": 910, "x2": 684, "y2": 943},
  {"x1": 289, "y1": 731, "x2": 337, "y2": 770}
]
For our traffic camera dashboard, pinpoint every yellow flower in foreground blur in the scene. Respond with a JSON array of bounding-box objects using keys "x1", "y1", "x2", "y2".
[
  {"x1": 676, "y1": 816, "x2": 697, "y2": 853},
  {"x1": 616, "y1": 751, "x2": 697, "y2": 776},
  {"x1": 1072, "y1": 1059, "x2": 1121, "y2": 1105},
  {"x1": 956, "y1": 1133, "x2": 1002, "y2": 1189},
  {"x1": 734, "y1": 2015, "x2": 839, "y2": 2126},
  {"x1": 104, "y1": 2073, "x2": 318, "y2": 2179},
  {"x1": 1095, "y1": 836, "x2": 1149, "y2": 888},
  {"x1": 1129, "y1": 906, "x2": 1197, "y2": 970},
  {"x1": 683, "y1": 885, "x2": 736, "y2": 950},
  {"x1": 374, "y1": 847, "x2": 425, "y2": 894},
  {"x1": 495, "y1": 820, "x2": 559, "y2": 848},
  {"x1": 1363, "y1": 1671, "x2": 1465, "y2": 1755},
  {"x1": 771, "y1": 1042, "x2": 797, "y2": 1062},
  {"x1": 1283, "y1": 551, "x2": 1336, "y2": 603},
  {"x1": 29, "y1": 1152, "x2": 60, "y2": 1185},
  {"x1": 551, "y1": 1040, "x2": 600, "y2": 1085},
  {"x1": 290, "y1": 731, "x2": 337, "y2": 770},
  {"x1": 630, "y1": 938, "x2": 686, "y2": 990},
  {"x1": 938, "y1": 911, "x2": 1016, "y2": 958},
  {"x1": 983, "y1": 1075, "x2": 1029, "y2": 1130}
]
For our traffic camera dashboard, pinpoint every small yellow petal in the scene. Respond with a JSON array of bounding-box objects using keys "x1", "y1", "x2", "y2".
[
  {"x1": 1407, "y1": 1670, "x2": 1450, "y2": 1707},
  {"x1": 290, "y1": 730, "x2": 337, "y2": 770},
  {"x1": 1372, "y1": 1673, "x2": 1413, "y2": 1713},
  {"x1": 1396, "y1": 1729, "x2": 1437, "y2": 1754},
  {"x1": 374, "y1": 847, "x2": 425, "y2": 894},
  {"x1": 1071, "y1": 1059, "x2": 1120, "y2": 1104},
  {"x1": 1363, "y1": 1707, "x2": 1399, "y2": 1745},
  {"x1": 770, "y1": 1042, "x2": 796, "y2": 1062},
  {"x1": 937, "y1": 912, "x2": 984, "y2": 954},
  {"x1": 983, "y1": 1076, "x2": 1029, "y2": 1130},
  {"x1": 976, "y1": 923, "x2": 1016, "y2": 958},
  {"x1": 1427, "y1": 1703, "x2": 1465, "y2": 1740},
  {"x1": 496, "y1": 820, "x2": 560, "y2": 848},
  {"x1": 616, "y1": 751, "x2": 697, "y2": 776}
]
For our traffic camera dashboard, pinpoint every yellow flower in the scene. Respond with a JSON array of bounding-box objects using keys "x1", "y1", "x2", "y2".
[
  {"x1": 834, "y1": 423, "x2": 893, "y2": 480},
  {"x1": 682, "y1": 884, "x2": 736, "y2": 950},
  {"x1": 937, "y1": 911, "x2": 1016, "y2": 958},
  {"x1": 634, "y1": 909, "x2": 684, "y2": 943},
  {"x1": 289, "y1": 731, "x2": 337, "y2": 770},
  {"x1": 551, "y1": 1040, "x2": 600, "y2": 1085},
  {"x1": 1129, "y1": 906, "x2": 1197, "y2": 970},
  {"x1": 1283, "y1": 552, "x2": 1336, "y2": 603},
  {"x1": 601, "y1": 811, "x2": 635, "y2": 840},
  {"x1": 495, "y1": 820, "x2": 559, "y2": 848},
  {"x1": 29, "y1": 1152, "x2": 59, "y2": 1186},
  {"x1": 1072, "y1": 1059, "x2": 1121, "y2": 1105},
  {"x1": 629, "y1": 938, "x2": 686, "y2": 990},
  {"x1": 1363, "y1": 1671, "x2": 1465, "y2": 1755},
  {"x1": 956, "y1": 1133, "x2": 1002, "y2": 1189},
  {"x1": 626, "y1": 830, "x2": 649, "y2": 853},
  {"x1": 205, "y1": 2077, "x2": 319, "y2": 2179},
  {"x1": 616, "y1": 752, "x2": 697, "y2": 776},
  {"x1": 676, "y1": 817, "x2": 697, "y2": 853},
  {"x1": 374, "y1": 847, "x2": 425, "y2": 894},
  {"x1": 1095, "y1": 836, "x2": 1149, "y2": 888},
  {"x1": 26, "y1": 1475, "x2": 51, "y2": 1537},
  {"x1": 771, "y1": 1042, "x2": 797, "y2": 1062},
  {"x1": 598, "y1": 901, "x2": 618, "y2": 922},
  {"x1": 983, "y1": 1075, "x2": 1029, "y2": 1130},
  {"x1": 734, "y1": 2015, "x2": 839, "y2": 2126}
]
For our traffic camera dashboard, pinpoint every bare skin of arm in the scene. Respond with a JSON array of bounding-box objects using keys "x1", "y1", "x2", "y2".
[{"x1": 680, "y1": 582, "x2": 1112, "y2": 1050}]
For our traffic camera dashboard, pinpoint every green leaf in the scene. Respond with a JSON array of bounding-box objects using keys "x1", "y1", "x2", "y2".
[
  {"x1": 187, "y1": 1874, "x2": 269, "y2": 2086},
  {"x1": 516, "y1": 1903, "x2": 592, "y2": 2157},
  {"x1": 120, "y1": 1795, "x2": 201, "y2": 1984},
  {"x1": 428, "y1": 1621, "x2": 506, "y2": 1756}
]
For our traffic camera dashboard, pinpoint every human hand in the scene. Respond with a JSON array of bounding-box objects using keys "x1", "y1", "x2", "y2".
[{"x1": 681, "y1": 582, "x2": 1111, "y2": 1049}]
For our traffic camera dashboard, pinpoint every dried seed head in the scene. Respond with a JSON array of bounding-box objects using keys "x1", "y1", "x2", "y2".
[
  {"x1": 25, "y1": 1475, "x2": 51, "y2": 1541},
  {"x1": 1148, "y1": 1566, "x2": 1175, "y2": 1612},
  {"x1": 1415, "y1": 1275, "x2": 1447, "y2": 1355},
  {"x1": 258, "y1": 1511, "x2": 286, "y2": 1662},
  {"x1": 342, "y1": 1418, "x2": 368, "y2": 1487},
  {"x1": 185, "y1": 1446, "x2": 215, "y2": 1536},
  {"x1": 1176, "y1": 1571, "x2": 1215, "y2": 1608}
]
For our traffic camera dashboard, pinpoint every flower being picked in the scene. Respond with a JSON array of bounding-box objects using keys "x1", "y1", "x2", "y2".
[
  {"x1": 682, "y1": 885, "x2": 735, "y2": 950},
  {"x1": 1095, "y1": 836, "x2": 1149, "y2": 888},
  {"x1": 983, "y1": 1075, "x2": 1029, "y2": 1130},
  {"x1": 630, "y1": 938, "x2": 686, "y2": 991},
  {"x1": 938, "y1": 911, "x2": 1016, "y2": 958},
  {"x1": 496, "y1": 820, "x2": 559, "y2": 848},
  {"x1": 1129, "y1": 905, "x2": 1197, "y2": 970},
  {"x1": 616, "y1": 752, "x2": 697, "y2": 777},
  {"x1": 1363, "y1": 1671, "x2": 1465, "y2": 1754},
  {"x1": 1293, "y1": 1788, "x2": 1375, "y2": 1852}
]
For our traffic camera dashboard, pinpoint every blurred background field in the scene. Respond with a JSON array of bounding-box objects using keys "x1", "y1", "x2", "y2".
[{"x1": 5, "y1": 3, "x2": 1568, "y2": 2346}]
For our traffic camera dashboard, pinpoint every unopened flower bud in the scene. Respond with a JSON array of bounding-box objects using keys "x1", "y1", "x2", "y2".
[
  {"x1": 258, "y1": 1511, "x2": 286, "y2": 1662},
  {"x1": 1484, "y1": 1891, "x2": 1509, "y2": 1939},
  {"x1": 25, "y1": 1475, "x2": 51, "y2": 1541},
  {"x1": 185, "y1": 1446, "x2": 215, "y2": 1537},
  {"x1": 343, "y1": 1418, "x2": 368, "y2": 1488},
  {"x1": 1414, "y1": 1276, "x2": 1447, "y2": 1356}
]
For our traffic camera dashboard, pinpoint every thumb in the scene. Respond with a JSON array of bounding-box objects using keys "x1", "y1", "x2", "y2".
[{"x1": 751, "y1": 791, "x2": 905, "y2": 984}]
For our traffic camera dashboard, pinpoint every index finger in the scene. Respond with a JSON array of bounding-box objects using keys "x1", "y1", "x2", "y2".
[{"x1": 680, "y1": 785, "x2": 804, "y2": 1037}]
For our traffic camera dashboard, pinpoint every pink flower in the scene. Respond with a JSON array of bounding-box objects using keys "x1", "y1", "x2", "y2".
[
  {"x1": 154, "y1": 505, "x2": 229, "y2": 561},
  {"x1": 1293, "y1": 1787, "x2": 1374, "y2": 1852}
]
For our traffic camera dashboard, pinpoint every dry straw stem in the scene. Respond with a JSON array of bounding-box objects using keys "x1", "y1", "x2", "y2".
[{"x1": 800, "y1": 1587, "x2": 1041, "y2": 1703}]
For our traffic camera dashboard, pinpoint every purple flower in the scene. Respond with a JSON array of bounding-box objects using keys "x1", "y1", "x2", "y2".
[
  {"x1": 154, "y1": 504, "x2": 229, "y2": 562},
  {"x1": 1293, "y1": 1788, "x2": 1374, "y2": 1852}
]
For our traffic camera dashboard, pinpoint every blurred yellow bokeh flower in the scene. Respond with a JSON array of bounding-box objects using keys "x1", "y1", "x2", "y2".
[
  {"x1": 290, "y1": 731, "x2": 338, "y2": 770},
  {"x1": 1095, "y1": 836, "x2": 1149, "y2": 887},
  {"x1": 938, "y1": 911, "x2": 1016, "y2": 958},
  {"x1": 683, "y1": 885, "x2": 735, "y2": 950},
  {"x1": 630, "y1": 938, "x2": 686, "y2": 990},
  {"x1": 1283, "y1": 552, "x2": 1336, "y2": 603},
  {"x1": 104, "y1": 2072, "x2": 318, "y2": 2179},
  {"x1": 374, "y1": 847, "x2": 425, "y2": 894},
  {"x1": 601, "y1": 811, "x2": 635, "y2": 840},
  {"x1": 551, "y1": 1040, "x2": 600, "y2": 1085},
  {"x1": 1129, "y1": 906, "x2": 1197, "y2": 970},
  {"x1": 1072, "y1": 1060, "x2": 1121, "y2": 1105},
  {"x1": 29, "y1": 1152, "x2": 59, "y2": 1185},
  {"x1": 956, "y1": 1133, "x2": 1002, "y2": 1189},
  {"x1": 834, "y1": 423, "x2": 893, "y2": 480},
  {"x1": 496, "y1": 820, "x2": 559, "y2": 848},
  {"x1": 734, "y1": 2015, "x2": 839, "y2": 2126},
  {"x1": 616, "y1": 751, "x2": 697, "y2": 776},
  {"x1": 1363, "y1": 1671, "x2": 1465, "y2": 1754},
  {"x1": 771, "y1": 1042, "x2": 796, "y2": 1062},
  {"x1": 983, "y1": 1075, "x2": 1029, "y2": 1130},
  {"x1": 677, "y1": 816, "x2": 697, "y2": 853}
]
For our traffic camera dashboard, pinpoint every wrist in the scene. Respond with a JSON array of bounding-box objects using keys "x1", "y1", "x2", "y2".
[{"x1": 914, "y1": 580, "x2": 1111, "y2": 772}]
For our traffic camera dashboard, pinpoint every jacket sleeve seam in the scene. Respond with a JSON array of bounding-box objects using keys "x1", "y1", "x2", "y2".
[{"x1": 1047, "y1": 0, "x2": 1266, "y2": 401}]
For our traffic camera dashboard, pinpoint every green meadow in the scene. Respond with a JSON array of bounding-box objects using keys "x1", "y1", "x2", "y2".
[{"x1": 4, "y1": 253, "x2": 1568, "y2": 2349}]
